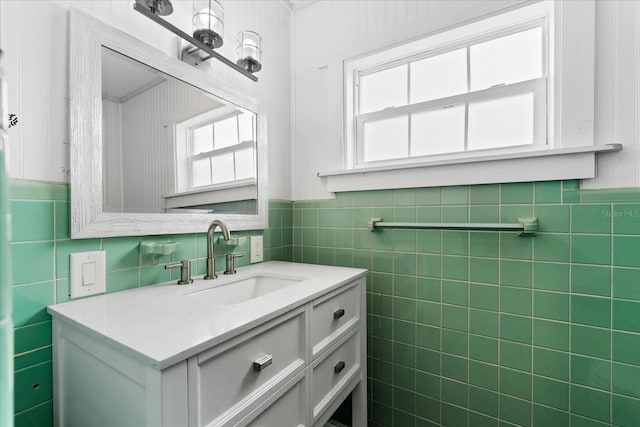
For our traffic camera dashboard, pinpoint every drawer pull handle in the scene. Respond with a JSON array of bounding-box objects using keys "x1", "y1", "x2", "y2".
[
  {"x1": 253, "y1": 355, "x2": 273, "y2": 372},
  {"x1": 333, "y1": 309, "x2": 345, "y2": 320},
  {"x1": 334, "y1": 361, "x2": 346, "y2": 374}
]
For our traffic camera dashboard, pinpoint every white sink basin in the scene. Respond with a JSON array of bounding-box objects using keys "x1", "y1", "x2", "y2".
[{"x1": 185, "y1": 273, "x2": 304, "y2": 305}]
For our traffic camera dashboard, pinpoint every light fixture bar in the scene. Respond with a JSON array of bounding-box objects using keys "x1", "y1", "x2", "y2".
[{"x1": 133, "y1": 2, "x2": 258, "y2": 82}]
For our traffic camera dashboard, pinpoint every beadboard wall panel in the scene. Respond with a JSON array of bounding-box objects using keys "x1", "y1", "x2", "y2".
[
  {"x1": 292, "y1": 0, "x2": 640, "y2": 200},
  {"x1": 291, "y1": 0, "x2": 527, "y2": 201},
  {"x1": 0, "y1": 0, "x2": 291, "y2": 200},
  {"x1": 117, "y1": 78, "x2": 218, "y2": 213},
  {"x1": 102, "y1": 100, "x2": 123, "y2": 212},
  {"x1": 585, "y1": 0, "x2": 640, "y2": 189}
]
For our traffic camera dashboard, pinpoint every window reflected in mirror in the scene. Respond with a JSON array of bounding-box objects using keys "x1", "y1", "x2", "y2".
[{"x1": 101, "y1": 47, "x2": 258, "y2": 215}]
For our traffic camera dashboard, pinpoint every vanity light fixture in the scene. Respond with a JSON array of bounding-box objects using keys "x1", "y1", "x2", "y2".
[
  {"x1": 136, "y1": 0, "x2": 173, "y2": 16},
  {"x1": 133, "y1": 0, "x2": 261, "y2": 82},
  {"x1": 192, "y1": 0, "x2": 224, "y2": 49},
  {"x1": 236, "y1": 31, "x2": 262, "y2": 73}
]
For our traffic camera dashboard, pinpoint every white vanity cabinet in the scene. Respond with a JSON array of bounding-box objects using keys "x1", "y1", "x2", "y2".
[{"x1": 49, "y1": 262, "x2": 367, "y2": 427}]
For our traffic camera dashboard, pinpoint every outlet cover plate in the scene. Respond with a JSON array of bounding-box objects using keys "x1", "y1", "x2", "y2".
[
  {"x1": 70, "y1": 251, "x2": 106, "y2": 299},
  {"x1": 250, "y1": 236, "x2": 263, "y2": 263}
]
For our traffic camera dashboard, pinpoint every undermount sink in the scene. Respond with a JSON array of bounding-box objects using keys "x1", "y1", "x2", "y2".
[{"x1": 185, "y1": 273, "x2": 304, "y2": 305}]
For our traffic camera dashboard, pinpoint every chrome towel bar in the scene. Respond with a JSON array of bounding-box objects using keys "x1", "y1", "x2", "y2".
[{"x1": 369, "y1": 217, "x2": 538, "y2": 236}]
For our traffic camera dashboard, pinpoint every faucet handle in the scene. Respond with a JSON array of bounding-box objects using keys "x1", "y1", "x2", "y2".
[
  {"x1": 164, "y1": 260, "x2": 194, "y2": 285},
  {"x1": 224, "y1": 253, "x2": 244, "y2": 275}
]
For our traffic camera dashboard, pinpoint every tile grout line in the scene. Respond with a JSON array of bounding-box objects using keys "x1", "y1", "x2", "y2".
[
  {"x1": 568, "y1": 192, "x2": 573, "y2": 424},
  {"x1": 609, "y1": 200, "x2": 614, "y2": 425},
  {"x1": 497, "y1": 182, "x2": 503, "y2": 424},
  {"x1": 530, "y1": 181, "x2": 537, "y2": 426}
]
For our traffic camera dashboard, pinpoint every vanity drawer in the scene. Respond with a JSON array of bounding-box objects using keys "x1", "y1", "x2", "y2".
[
  {"x1": 310, "y1": 280, "x2": 361, "y2": 357},
  {"x1": 311, "y1": 329, "x2": 361, "y2": 421},
  {"x1": 192, "y1": 308, "x2": 306, "y2": 426},
  {"x1": 242, "y1": 373, "x2": 307, "y2": 427}
]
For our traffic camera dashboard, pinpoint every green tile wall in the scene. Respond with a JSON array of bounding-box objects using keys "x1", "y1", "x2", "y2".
[
  {"x1": 10, "y1": 180, "x2": 290, "y2": 425},
  {"x1": 11, "y1": 178, "x2": 640, "y2": 427},
  {"x1": 293, "y1": 180, "x2": 640, "y2": 427}
]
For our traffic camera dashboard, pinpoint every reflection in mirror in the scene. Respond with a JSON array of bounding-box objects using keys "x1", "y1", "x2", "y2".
[{"x1": 101, "y1": 47, "x2": 257, "y2": 215}]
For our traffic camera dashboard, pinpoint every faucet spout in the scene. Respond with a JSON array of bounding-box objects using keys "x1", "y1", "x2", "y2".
[{"x1": 205, "y1": 219, "x2": 231, "y2": 280}]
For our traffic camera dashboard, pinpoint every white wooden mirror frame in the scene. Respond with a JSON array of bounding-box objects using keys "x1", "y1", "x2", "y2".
[{"x1": 69, "y1": 9, "x2": 268, "y2": 238}]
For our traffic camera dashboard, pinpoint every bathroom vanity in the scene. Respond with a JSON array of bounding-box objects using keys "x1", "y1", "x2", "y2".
[{"x1": 48, "y1": 262, "x2": 367, "y2": 427}]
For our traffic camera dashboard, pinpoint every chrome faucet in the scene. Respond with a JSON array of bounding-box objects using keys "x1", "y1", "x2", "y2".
[{"x1": 205, "y1": 219, "x2": 231, "y2": 279}]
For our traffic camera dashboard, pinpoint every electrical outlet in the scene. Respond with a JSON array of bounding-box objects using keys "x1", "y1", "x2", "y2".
[{"x1": 250, "y1": 236, "x2": 263, "y2": 263}]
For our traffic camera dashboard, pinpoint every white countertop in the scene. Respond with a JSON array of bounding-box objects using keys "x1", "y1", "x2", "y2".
[{"x1": 47, "y1": 261, "x2": 366, "y2": 370}]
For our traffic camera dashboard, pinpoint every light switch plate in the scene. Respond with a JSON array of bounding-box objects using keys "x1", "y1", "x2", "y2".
[
  {"x1": 70, "y1": 251, "x2": 106, "y2": 299},
  {"x1": 250, "y1": 236, "x2": 263, "y2": 263}
]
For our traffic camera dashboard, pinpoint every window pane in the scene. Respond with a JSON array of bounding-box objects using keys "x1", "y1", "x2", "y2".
[
  {"x1": 214, "y1": 116, "x2": 239, "y2": 149},
  {"x1": 192, "y1": 124, "x2": 213, "y2": 154},
  {"x1": 363, "y1": 116, "x2": 408, "y2": 162},
  {"x1": 470, "y1": 27, "x2": 543, "y2": 91},
  {"x1": 360, "y1": 64, "x2": 408, "y2": 114},
  {"x1": 211, "y1": 152, "x2": 235, "y2": 183},
  {"x1": 192, "y1": 157, "x2": 211, "y2": 187},
  {"x1": 235, "y1": 147, "x2": 255, "y2": 180},
  {"x1": 410, "y1": 49, "x2": 467, "y2": 104},
  {"x1": 468, "y1": 92, "x2": 534, "y2": 150},
  {"x1": 238, "y1": 112, "x2": 254, "y2": 143},
  {"x1": 411, "y1": 105, "x2": 466, "y2": 156}
]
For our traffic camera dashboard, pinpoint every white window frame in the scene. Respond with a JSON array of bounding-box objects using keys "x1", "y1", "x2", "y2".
[
  {"x1": 319, "y1": 0, "x2": 617, "y2": 192},
  {"x1": 346, "y1": 2, "x2": 553, "y2": 169},
  {"x1": 186, "y1": 111, "x2": 256, "y2": 189},
  {"x1": 166, "y1": 107, "x2": 257, "y2": 209},
  {"x1": 174, "y1": 106, "x2": 257, "y2": 193}
]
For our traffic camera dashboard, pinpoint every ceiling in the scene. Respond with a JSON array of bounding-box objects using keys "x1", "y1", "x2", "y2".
[{"x1": 102, "y1": 48, "x2": 165, "y2": 102}]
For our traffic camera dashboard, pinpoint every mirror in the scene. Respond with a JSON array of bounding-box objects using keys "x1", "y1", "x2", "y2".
[
  {"x1": 69, "y1": 9, "x2": 267, "y2": 238},
  {"x1": 101, "y1": 47, "x2": 258, "y2": 215}
]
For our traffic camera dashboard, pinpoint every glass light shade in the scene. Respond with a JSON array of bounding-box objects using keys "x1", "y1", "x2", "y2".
[
  {"x1": 193, "y1": 0, "x2": 224, "y2": 49},
  {"x1": 236, "y1": 31, "x2": 262, "y2": 74}
]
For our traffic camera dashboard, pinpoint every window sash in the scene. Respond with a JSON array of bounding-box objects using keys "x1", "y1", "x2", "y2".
[
  {"x1": 355, "y1": 22, "x2": 547, "y2": 116},
  {"x1": 188, "y1": 140, "x2": 256, "y2": 187},
  {"x1": 185, "y1": 111, "x2": 256, "y2": 187},
  {"x1": 345, "y1": 6, "x2": 552, "y2": 168},
  {"x1": 356, "y1": 19, "x2": 547, "y2": 80},
  {"x1": 190, "y1": 139, "x2": 255, "y2": 160},
  {"x1": 355, "y1": 77, "x2": 546, "y2": 166}
]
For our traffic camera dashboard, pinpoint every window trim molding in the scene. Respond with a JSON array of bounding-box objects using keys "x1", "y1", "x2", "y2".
[
  {"x1": 163, "y1": 177, "x2": 257, "y2": 210},
  {"x1": 319, "y1": 144, "x2": 622, "y2": 193}
]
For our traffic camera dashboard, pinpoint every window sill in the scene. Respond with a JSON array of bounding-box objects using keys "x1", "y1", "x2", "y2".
[
  {"x1": 164, "y1": 178, "x2": 257, "y2": 209},
  {"x1": 318, "y1": 144, "x2": 622, "y2": 192}
]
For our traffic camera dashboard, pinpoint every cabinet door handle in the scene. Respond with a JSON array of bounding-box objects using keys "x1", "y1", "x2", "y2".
[
  {"x1": 334, "y1": 361, "x2": 346, "y2": 374},
  {"x1": 253, "y1": 354, "x2": 273, "y2": 372},
  {"x1": 333, "y1": 308, "x2": 345, "y2": 320}
]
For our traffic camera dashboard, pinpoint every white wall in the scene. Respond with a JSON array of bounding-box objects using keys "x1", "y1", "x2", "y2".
[
  {"x1": 291, "y1": 0, "x2": 640, "y2": 200},
  {"x1": 585, "y1": 0, "x2": 640, "y2": 189},
  {"x1": 0, "y1": 0, "x2": 292, "y2": 200},
  {"x1": 4, "y1": 1, "x2": 638, "y2": 203}
]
